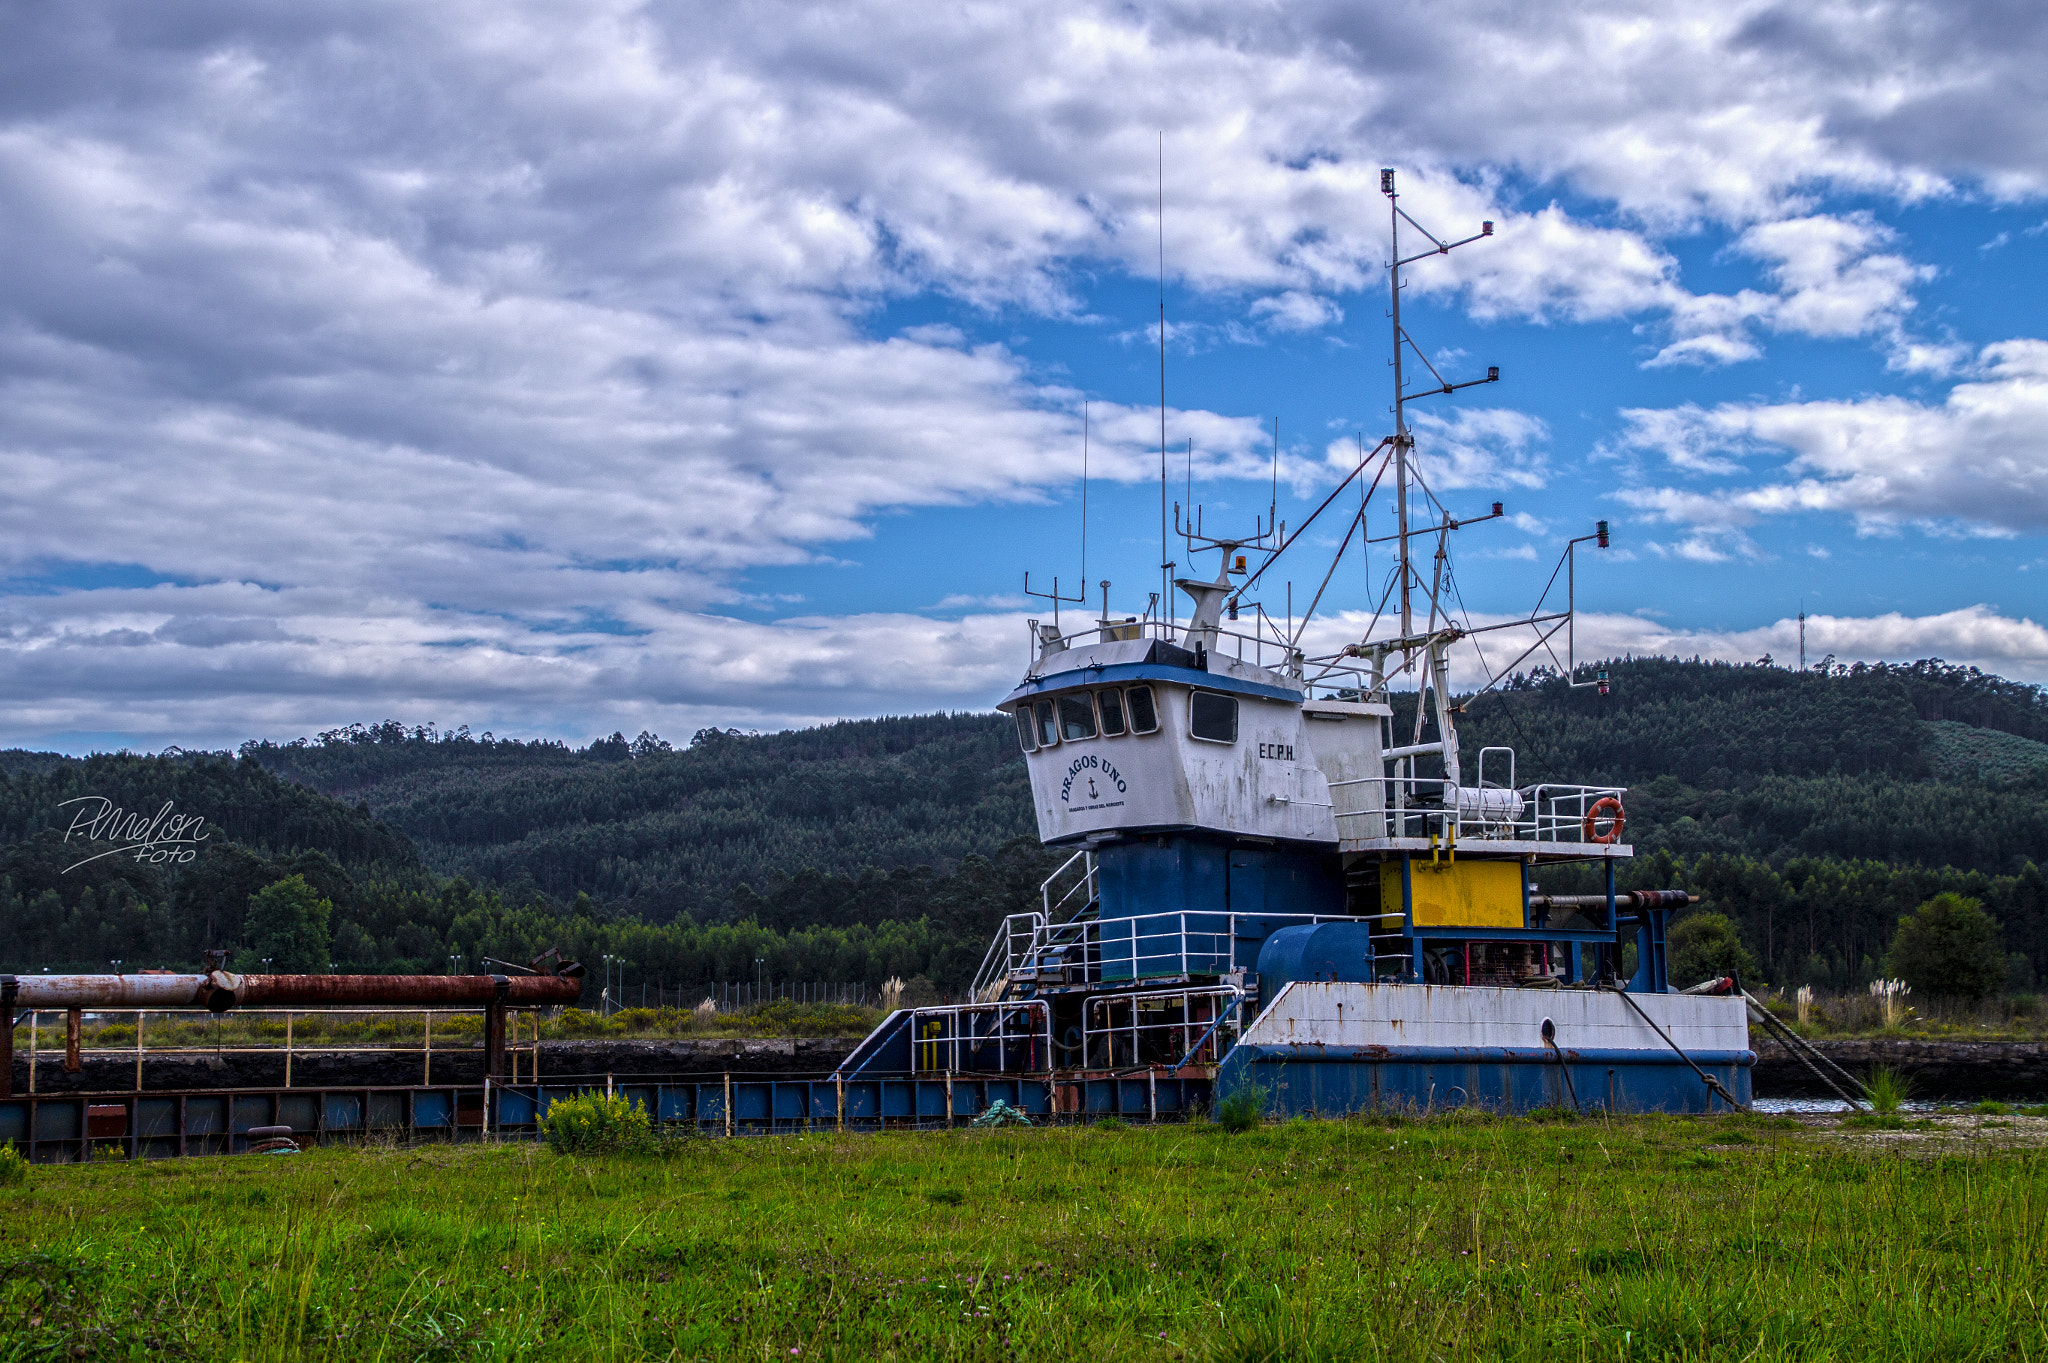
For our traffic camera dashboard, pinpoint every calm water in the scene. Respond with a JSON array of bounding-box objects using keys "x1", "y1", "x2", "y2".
[{"x1": 1751, "y1": 1097, "x2": 2015, "y2": 1114}]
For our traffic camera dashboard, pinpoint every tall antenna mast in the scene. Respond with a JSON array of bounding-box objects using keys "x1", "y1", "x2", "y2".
[
  {"x1": 1081, "y1": 400, "x2": 1088, "y2": 589},
  {"x1": 1380, "y1": 168, "x2": 1498, "y2": 677},
  {"x1": 1270, "y1": 417, "x2": 1279, "y2": 542},
  {"x1": 1799, "y1": 605, "x2": 1806, "y2": 673},
  {"x1": 1158, "y1": 133, "x2": 1171, "y2": 628},
  {"x1": 1388, "y1": 173, "x2": 1411, "y2": 647}
]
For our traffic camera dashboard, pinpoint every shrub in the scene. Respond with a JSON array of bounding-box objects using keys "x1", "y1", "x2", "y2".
[
  {"x1": 0, "y1": 1142, "x2": 24, "y2": 1185},
  {"x1": 1668, "y1": 912, "x2": 1759, "y2": 989},
  {"x1": 1215, "y1": 1086, "x2": 1264, "y2": 1134},
  {"x1": 540, "y1": 1092, "x2": 654, "y2": 1155},
  {"x1": 1885, "y1": 893, "x2": 2006, "y2": 1000},
  {"x1": 615, "y1": 1007, "x2": 664, "y2": 1033},
  {"x1": 553, "y1": 1008, "x2": 617, "y2": 1036}
]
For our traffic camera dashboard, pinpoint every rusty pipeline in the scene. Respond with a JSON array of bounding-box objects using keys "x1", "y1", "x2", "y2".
[
  {"x1": 1525, "y1": 890, "x2": 1697, "y2": 912},
  {"x1": 1, "y1": 956, "x2": 584, "y2": 1094},
  {"x1": 222, "y1": 972, "x2": 582, "y2": 1009},
  {"x1": 5, "y1": 961, "x2": 584, "y2": 1012},
  {"x1": 10, "y1": 974, "x2": 214, "y2": 1008}
]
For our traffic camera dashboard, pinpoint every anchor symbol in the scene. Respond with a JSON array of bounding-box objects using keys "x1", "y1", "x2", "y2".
[{"x1": 1087, "y1": 776, "x2": 1099, "y2": 799}]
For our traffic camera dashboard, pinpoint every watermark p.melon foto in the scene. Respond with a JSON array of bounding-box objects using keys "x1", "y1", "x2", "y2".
[{"x1": 59, "y1": 796, "x2": 211, "y2": 871}]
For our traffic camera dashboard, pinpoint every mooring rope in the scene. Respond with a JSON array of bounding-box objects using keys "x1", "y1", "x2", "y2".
[
  {"x1": 1603, "y1": 984, "x2": 1747, "y2": 1112},
  {"x1": 1541, "y1": 1030, "x2": 1582, "y2": 1114},
  {"x1": 1740, "y1": 991, "x2": 1870, "y2": 1113}
]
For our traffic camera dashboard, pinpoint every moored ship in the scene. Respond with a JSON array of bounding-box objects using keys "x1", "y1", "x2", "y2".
[{"x1": 836, "y1": 171, "x2": 1751, "y2": 1121}]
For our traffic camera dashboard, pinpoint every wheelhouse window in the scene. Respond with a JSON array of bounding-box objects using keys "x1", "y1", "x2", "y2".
[
  {"x1": 1013, "y1": 706, "x2": 1038, "y2": 752},
  {"x1": 1190, "y1": 690, "x2": 1239, "y2": 744},
  {"x1": 1126, "y1": 685, "x2": 1159, "y2": 734},
  {"x1": 1034, "y1": 700, "x2": 1060, "y2": 747},
  {"x1": 1058, "y1": 693, "x2": 1098, "y2": 741},
  {"x1": 1097, "y1": 688, "x2": 1127, "y2": 736}
]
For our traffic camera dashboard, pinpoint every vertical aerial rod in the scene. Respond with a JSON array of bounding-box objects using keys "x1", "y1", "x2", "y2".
[
  {"x1": 1159, "y1": 134, "x2": 1171, "y2": 626},
  {"x1": 1385, "y1": 169, "x2": 1413, "y2": 653},
  {"x1": 1379, "y1": 167, "x2": 1498, "y2": 714}
]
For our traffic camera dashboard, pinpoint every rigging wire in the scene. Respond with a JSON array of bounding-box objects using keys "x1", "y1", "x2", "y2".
[{"x1": 1444, "y1": 557, "x2": 1555, "y2": 780}]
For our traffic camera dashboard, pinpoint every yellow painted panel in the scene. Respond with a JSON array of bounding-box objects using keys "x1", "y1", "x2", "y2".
[{"x1": 1379, "y1": 859, "x2": 1525, "y2": 927}]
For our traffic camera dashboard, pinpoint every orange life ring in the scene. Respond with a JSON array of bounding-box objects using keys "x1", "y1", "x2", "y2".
[{"x1": 1582, "y1": 796, "x2": 1626, "y2": 844}]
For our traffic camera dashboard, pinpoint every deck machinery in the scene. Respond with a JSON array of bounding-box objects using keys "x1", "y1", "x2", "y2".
[{"x1": 836, "y1": 171, "x2": 1752, "y2": 1120}]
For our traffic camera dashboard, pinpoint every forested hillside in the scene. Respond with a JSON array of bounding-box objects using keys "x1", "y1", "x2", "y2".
[
  {"x1": 243, "y1": 658, "x2": 2048, "y2": 902},
  {"x1": 3, "y1": 657, "x2": 2047, "y2": 992},
  {"x1": 1423, "y1": 657, "x2": 2048, "y2": 872},
  {"x1": 0, "y1": 752, "x2": 425, "y2": 971},
  {"x1": 239, "y1": 715, "x2": 1036, "y2": 920}
]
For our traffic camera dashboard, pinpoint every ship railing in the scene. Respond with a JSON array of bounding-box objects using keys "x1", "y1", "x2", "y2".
[
  {"x1": 1016, "y1": 915, "x2": 1097, "y2": 982},
  {"x1": 982, "y1": 906, "x2": 1351, "y2": 998},
  {"x1": 1041, "y1": 910, "x2": 1349, "y2": 985},
  {"x1": 907, "y1": 999, "x2": 1053, "y2": 1075},
  {"x1": 972, "y1": 912, "x2": 1045, "y2": 1001},
  {"x1": 1042, "y1": 848, "x2": 1097, "y2": 920},
  {"x1": 970, "y1": 851, "x2": 1099, "y2": 1002},
  {"x1": 978, "y1": 852, "x2": 1102, "y2": 1000},
  {"x1": 1039, "y1": 616, "x2": 1305, "y2": 675},
  {"x1": 1330, "y1": 775, "x2": 1630, "y2": 844},
  {"x1": 1083, "y1": 986, "x2": 1247, "y2": 1070}
]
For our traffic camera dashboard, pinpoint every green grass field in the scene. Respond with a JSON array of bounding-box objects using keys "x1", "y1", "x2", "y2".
[{"x1": 1, "y1": 1113, "x2": 2043, "y2": 1361}]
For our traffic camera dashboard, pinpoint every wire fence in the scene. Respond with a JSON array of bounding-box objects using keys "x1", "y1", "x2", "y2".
[{"x1": 598, "y1": 982, "x2": 879, "y2": 1014}]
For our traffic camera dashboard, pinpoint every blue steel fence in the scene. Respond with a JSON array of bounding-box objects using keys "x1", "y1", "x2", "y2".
[{"x1": 0, "y1": 1069, "x2": 1217, "y2": 1161}]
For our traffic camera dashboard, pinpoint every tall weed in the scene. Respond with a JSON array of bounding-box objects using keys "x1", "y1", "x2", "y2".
[
  {"x1": 1216, "y1": 1085, "x2": 1265, "y2": 1133},
  {"x1": 538, "y1": 1092, "x2": 654, "y2": 1154},
  {"x1": 1866, "y1": 1065, "x2": 1914, "y2": 1114}
]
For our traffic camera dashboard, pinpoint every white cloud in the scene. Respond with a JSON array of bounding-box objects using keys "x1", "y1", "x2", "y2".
[
  {"x1": 1618, "y1": 340, "x2": 2048, "y2": 536},
  {"x1": 2, "y1": 1, "x2": 2046, "y2": 743},
  {"x1": 1332, "y1": 407, "x2": 1551, "y2": 493},
  {"x1": 0, "y1": 584, "x2": 1038, "y2": 749},
  {"x1": 1250, "y1": 291, "x2": 1343, "y2": 332},
  {"x1": 1570, "y1": 605, "x2": 2048, "y2": 683},
  {"x1": 929, "y1": 593, "x2": 1032, "y2": 611},
  {"x1": 1645, "y1": 214, "x2": 1932, "y2": 367},
  {"x1": 1303, "y1": 603, "x2": 2048, "y2": 691},
  {"x1": 16, "y1": 583, "x2": 2048, "y2": 753}
]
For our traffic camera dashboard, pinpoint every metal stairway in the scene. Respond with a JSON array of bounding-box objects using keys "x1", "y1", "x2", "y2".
[{"x1": 971, "y1": 850, "x2": 1098, "y2": 1002}]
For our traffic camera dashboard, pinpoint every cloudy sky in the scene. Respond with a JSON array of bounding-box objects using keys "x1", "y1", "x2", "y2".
[{"x1": 3, "y1": 0, "x2": 2047, "y2": 752}]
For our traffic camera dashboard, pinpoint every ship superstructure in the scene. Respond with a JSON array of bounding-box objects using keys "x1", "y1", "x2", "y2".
[{"x1": 836, "y1": 171, "x2": 1752, "y2": 1120}]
